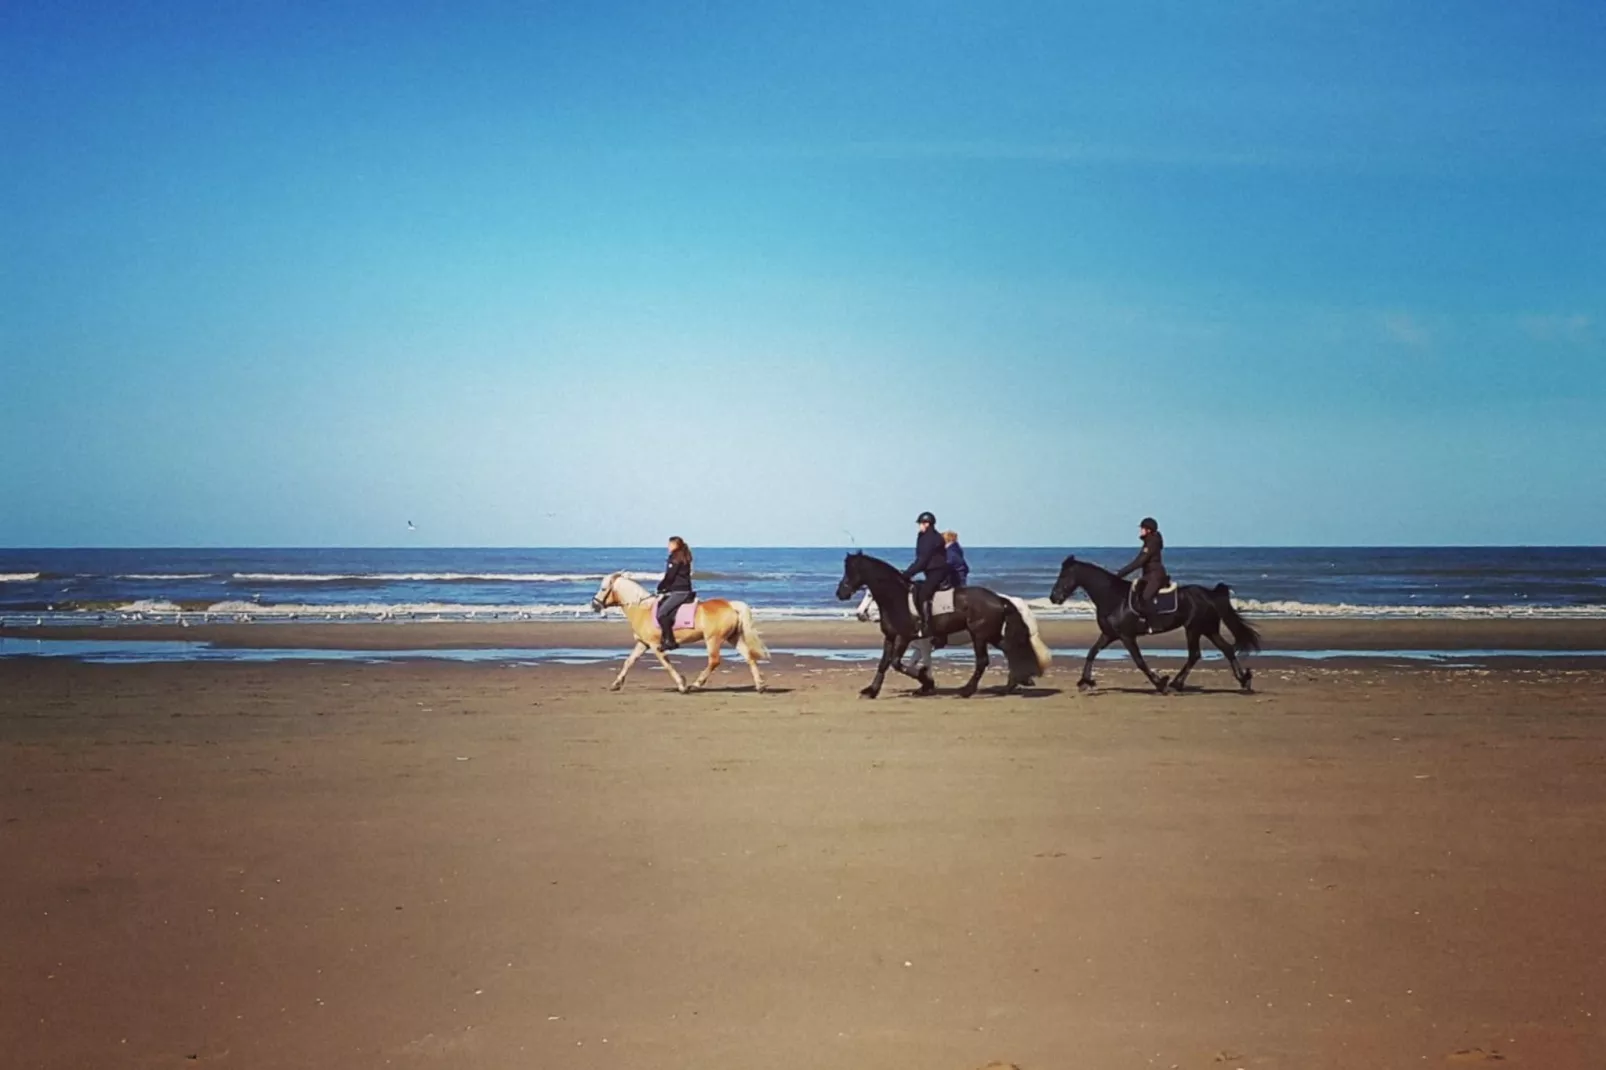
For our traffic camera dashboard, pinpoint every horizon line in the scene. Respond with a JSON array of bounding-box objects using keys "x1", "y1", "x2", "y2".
[{"x1": 4, "y1": 544, "x2": 1605, "y2": 552}]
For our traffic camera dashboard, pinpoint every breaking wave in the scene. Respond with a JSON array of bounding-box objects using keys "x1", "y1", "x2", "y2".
[{"x1": 227, "y1": 571, "x2": 659, "y2": 584}]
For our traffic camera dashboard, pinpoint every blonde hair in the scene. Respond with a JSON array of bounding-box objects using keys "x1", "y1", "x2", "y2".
[{"x1": 942, "y1": 530, "x2": 959, "y2": 544}]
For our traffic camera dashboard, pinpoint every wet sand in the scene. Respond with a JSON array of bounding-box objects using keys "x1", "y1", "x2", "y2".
[
  {"x1": 6, "y1": 616, "x2": 1606, "y2": 651},
  {"x1": 3, "y1": 656, "x2": 1605, "y2": 1069}
]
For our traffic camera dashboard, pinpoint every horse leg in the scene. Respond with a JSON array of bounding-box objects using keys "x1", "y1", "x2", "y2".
[
  {"x1": 1206, "y1": 631, "x2": 1254, "y2": 692},
  {"x1": 862, "y1": 636, "x2": 898, "y2": 699},
  {"x1": 957, "y1": 633, "x2": 989, "y2": 698},
  {"x1": 890, "y1": 635, "x2": 935, "y2": 694},
  {"x1": 689, "y1": 633, "x2": 720, "y2": 690},
  {"x1": 1171, "y1": 630, "x2": 1204, "y2": 692},
  {"x1": 735, "y1": 635, "x2": 766, "y2": 692},
  {"x1": 1079, "y1": 632, "x2": 1115, "y2": 690},
  {"x1": 611, "y1": 640, "x2": 649, "y2": 691},
  {"x1": 1119, "y1": 635, "x2": 1170, "y2": 693},
  {"x1": 649, "y1": 644, "x2": 689, "y2": 693}
]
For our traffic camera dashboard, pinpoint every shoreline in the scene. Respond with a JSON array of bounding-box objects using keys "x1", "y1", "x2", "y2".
[{"x1": 6, "y1": 616, "x2": 1606, "y2": 651}]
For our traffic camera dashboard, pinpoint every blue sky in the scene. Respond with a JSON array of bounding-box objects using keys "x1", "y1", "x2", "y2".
[{"x1": 3, "y1": 1, "x2": 1602, "y2": 546}]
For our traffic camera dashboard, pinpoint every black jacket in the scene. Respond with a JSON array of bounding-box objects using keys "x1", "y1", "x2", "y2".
[
  {"x1": 657, "y1": 556, "x2": 693, "y2": 594},
  {"x1": 1117, "y1": 531, "x2": 1166, "y2": 581},
  {"x1": 904, "y1": 529, "x2": 951, "y2": 582}
]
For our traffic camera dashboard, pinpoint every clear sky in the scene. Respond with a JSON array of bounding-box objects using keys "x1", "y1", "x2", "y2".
[{"x1": 3, "y1": 1, "x2": 1602, "y2": 547}]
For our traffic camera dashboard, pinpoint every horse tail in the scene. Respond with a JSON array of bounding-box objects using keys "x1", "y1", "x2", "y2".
[
  {"x1": 1001, "y1": 597, "x2": 1046, "y2": 681},
  {"x1": 734, "y1": 601, "x2": 769, "y2": 661},
  {"x1": 1211, "y1": 584, "x2": 1262, "y2": 655},
  {"x1": 1006, "y1": 595, "x2": 1052, "y2": 675}
]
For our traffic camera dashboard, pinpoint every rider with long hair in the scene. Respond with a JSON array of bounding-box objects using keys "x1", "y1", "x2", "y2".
[{"x1": 656, "y1": 536, "x2": 695, "y2": 651}]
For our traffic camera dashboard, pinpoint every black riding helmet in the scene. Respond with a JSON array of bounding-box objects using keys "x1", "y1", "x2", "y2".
[
  {"x1": 917, "y1": 511, "x2": 937, "y2": 525},
  {"x1": 1140, "y1": 517, "x2": 1159, "y2": 531}
]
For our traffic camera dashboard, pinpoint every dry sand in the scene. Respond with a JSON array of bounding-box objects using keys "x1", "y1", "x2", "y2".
[{"x1": 3, "y1": 651, "x2": 1605, "y2": 1069}]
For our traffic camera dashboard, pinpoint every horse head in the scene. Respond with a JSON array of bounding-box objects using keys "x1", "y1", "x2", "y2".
[
  {"x1": 1049, "y1": 555, "x2": 1080, "y2": 604},
  {"x1": 590, "y1": 572, "x2": 621, "y2": 613},
  {"x1": 835, "y1": 551, "x2": 865, "y2": 601}
]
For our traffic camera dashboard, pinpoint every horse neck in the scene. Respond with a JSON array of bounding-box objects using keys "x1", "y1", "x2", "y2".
[
  {"x1": 612, "y1": 575, "x2": 652, "y2": 606},
  {"x1": 857, "y1": 557, "x2": 914, "y2": 632},
  {"x1": 858, "y1": 556, "x2": 908, "y2": 599},
  {"x1": 1076, "y1": 563, "x2": 1125, "y2": 608}
]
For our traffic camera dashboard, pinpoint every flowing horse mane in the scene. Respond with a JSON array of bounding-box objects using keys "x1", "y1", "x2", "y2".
[
  {"x1": 607, "y1": 571, "x2": 653, "y2": 606},
  {"x1": 850, "y1": 552, "x2": 916, "y2": 635},
  {"x1": 1063, "y1": 554, "x2": 1117, "y2": 580}
]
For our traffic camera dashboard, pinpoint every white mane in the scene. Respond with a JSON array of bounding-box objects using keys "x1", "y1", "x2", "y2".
[{"x1": 599, "y1": 571, "x2": 652, "y2": 607}]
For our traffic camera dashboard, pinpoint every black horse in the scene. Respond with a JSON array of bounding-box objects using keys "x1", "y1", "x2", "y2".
[
  {"x1": 1049, "y1": 556, "x2": 1261, "y2": 693},
  {"x1": 835, "y1": 551, "x2": 1047, "y2": 698}
]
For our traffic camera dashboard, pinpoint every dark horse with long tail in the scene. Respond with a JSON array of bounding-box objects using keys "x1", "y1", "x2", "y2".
[
  {"x1": 1049, "y1": 556, "x2": 1261, "y2": 693},
  {"x1": 836, "y1": 552, "x2": 1050, "y2": 698}
]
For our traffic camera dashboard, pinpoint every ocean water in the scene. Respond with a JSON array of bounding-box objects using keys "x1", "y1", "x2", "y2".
[{"x1": 1, "y1": 546, "x2": 1603, "y2": 625}]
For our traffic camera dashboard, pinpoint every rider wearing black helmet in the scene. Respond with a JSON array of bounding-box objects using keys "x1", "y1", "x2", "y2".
[
  {"x1": 903, "y1": 510, "x2": 951, "y2": 637},
  {"x1": 1116, "y1": 517, "x2": 1167, "y2": 631}
]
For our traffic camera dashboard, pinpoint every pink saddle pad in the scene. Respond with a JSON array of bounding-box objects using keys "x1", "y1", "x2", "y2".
[{"x1": 651, "y1": 598, "x2": 699, "y2": 632}]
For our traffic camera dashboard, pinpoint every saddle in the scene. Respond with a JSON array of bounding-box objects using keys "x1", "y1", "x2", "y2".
[
  {"x1": 1129, "y1": 581, "x2": 1180, "y2": 617},
  {"x1": 649, "y1": 597, "x2": 699, "y2": 632},
  {"x1": 908, "y1": 586, "x2": 957, "y2": 618}
]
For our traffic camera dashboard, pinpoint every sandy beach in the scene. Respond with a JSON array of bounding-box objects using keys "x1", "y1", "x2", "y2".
[
  {"x1": 3, "y1": 649, "x2": 1604, "y2": 1069},
  {"x1": 7, "y1": 616, "x2": 1606, "y2": 652}
]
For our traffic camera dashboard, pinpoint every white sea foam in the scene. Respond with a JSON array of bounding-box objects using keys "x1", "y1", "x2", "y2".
[
  {"x1": 1019, "y1": 597, "x2": 1606, "y2": 620},
  {"x1": 118, "y1": 573, "x2": 214, "y2": 580},
  {"x1": 228, "y1": 571, "x2": 658, "y2": 584},
  {"x1": 200, "y1": 601, "x2": 594, "y2": 620},
  {"x1": 115, "y1": 599, "x2": 187, "y2": 613},
  {"x1": 0, "y1": 573, "x2": 42, "y2": 582},
  {"x1": 1232, "y1": 599, "x2": 1606, "y2": 619}
]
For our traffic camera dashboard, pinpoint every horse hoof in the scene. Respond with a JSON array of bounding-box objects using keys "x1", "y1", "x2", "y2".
[
  {"x1": 859, "y1": 688, "x2": 879, "y2": 700},
  {"x1": 957, "y1": 687, "x2": 976, "y2": 698},
  {"x1": 1077, "y1": 679, "x2": 1095, "y2": 692},
  {"x1": 608, "y1": 682, "x2": 623, "y2": 692},
  {"x1": 1154, "y1": 675, "x2": 1171, "y2": 694},
  {"x1": 1241, "y1": 670, "x2": 1255, "y2": 693}
]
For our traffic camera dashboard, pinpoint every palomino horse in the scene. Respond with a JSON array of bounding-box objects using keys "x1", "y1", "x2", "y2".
[{"x1": 590, "y1": 571, "x2": 769, "y2": 693}]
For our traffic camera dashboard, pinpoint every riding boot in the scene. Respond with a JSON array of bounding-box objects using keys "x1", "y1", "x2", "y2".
[
  {"x1": 919, "y1": 601, "x2": 935, "y2": 639},
  {"x1": 659, "y1": 612, "x2": 679, "y2": 651}
]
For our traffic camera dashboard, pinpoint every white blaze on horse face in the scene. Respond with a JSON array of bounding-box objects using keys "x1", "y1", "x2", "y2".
[
  {"x1": 855, "y1": 590, "x2": 878, "y2": 622},
  {"x1": 593, "y1": 572, "x2": 617, "y2": 609}
]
